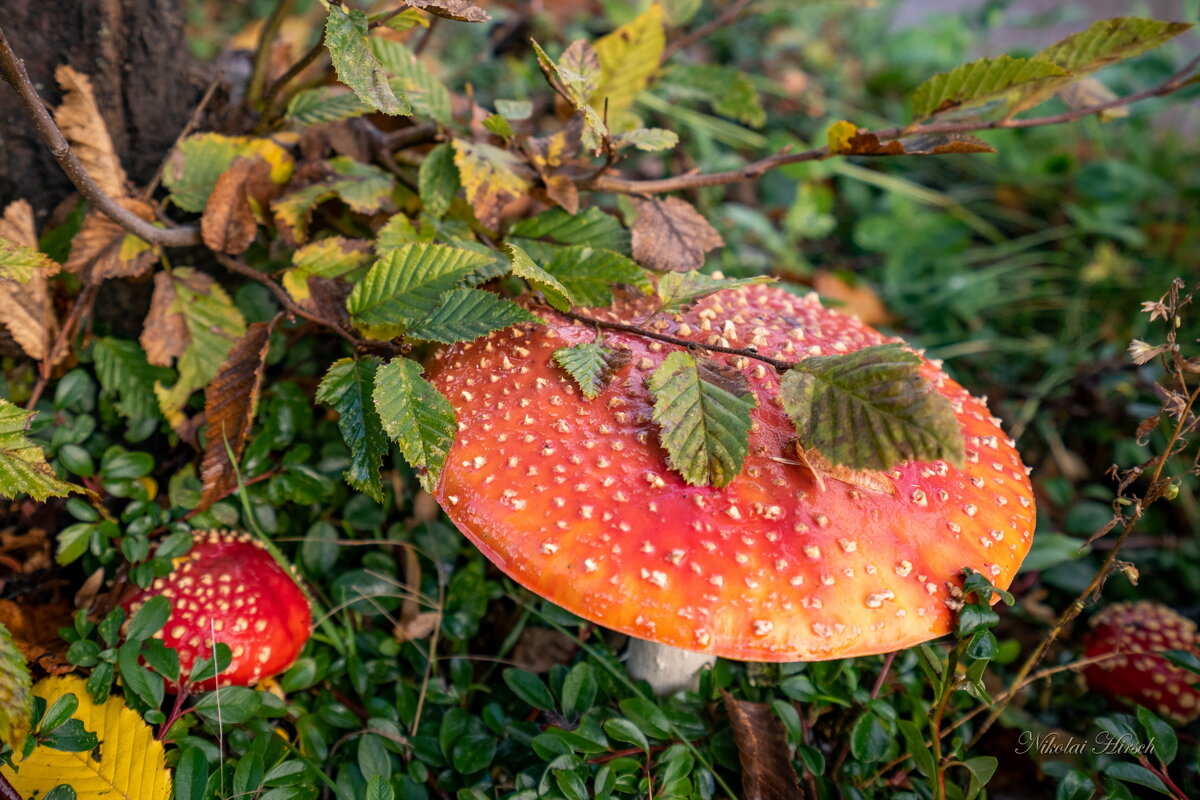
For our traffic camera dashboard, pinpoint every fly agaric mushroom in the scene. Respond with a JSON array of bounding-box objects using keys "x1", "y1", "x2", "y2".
[
  {"x1": 427, "y1": 284, "x2": 1035, "y2": 692},
  {"x1": 1083, "y1": 601, "x2": 1200, "y2": 723},
  {"x1": 123, "y1": 529, "x2": 312, "y2": 689}
]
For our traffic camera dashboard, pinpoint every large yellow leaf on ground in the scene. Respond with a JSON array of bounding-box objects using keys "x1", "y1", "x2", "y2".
[{"x1": 1, "y1": 675, "x2": 172, "y2": 800}]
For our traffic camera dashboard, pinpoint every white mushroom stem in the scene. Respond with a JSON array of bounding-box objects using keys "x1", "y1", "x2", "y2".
[{"x1": 624, "y1": 637, "x2": 717, "y2": 695}]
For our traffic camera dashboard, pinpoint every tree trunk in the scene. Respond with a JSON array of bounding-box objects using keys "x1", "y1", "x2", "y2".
[{"x1": 0, "y1": 0, "x2": 203, "y2": 218}]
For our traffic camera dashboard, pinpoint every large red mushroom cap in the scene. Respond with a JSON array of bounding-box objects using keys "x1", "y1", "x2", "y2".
[
  {"x1": 124, "y1": 529, "x2": 312, "y2": 689},
  {"x1": 427, "y1": 284, "x2": 1035, "y2": 661},
  {"x1": 1083, "y1": 601, "x2": 1200, "y2": 723}
]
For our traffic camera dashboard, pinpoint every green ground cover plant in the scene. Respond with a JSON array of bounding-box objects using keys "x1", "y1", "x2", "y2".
[{"x1": 0, "y1": 1, "x2": 1198, "y2": 799}]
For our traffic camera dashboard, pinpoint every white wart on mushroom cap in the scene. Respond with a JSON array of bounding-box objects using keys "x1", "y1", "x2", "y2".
[{"x1": 428, "y1": 284, "x2": 1035, "y2": 661}]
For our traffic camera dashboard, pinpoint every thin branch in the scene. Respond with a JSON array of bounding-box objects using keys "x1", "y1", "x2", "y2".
[
  {"x1": 248, "y1": 0, "x2": 297, "y2": 109},
  {"x1": 0, "y1": 25, "x2": 201, "y2": 247},
  {"x1": 260, "y1": 37, "x2": 326, "y2": 124},
  {"x1": 558, "y1": 307, "x2": 794, "y2": 371},
  {"x1": 141, "y1": 78, "x2": 221, "y2": 202},
  {"x1": 590, "y1": 54, "x2": 1200, "y2": 195},
  {"x1": 662, "y1": 0, "x2": 756, "y2": 61},
  {"x1": 212, "y1": 254, "x2": 359, "y2": 346}
]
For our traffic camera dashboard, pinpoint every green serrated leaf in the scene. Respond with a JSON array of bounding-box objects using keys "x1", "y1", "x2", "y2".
[
  {"x1": 0, "y1": 621, "x2": 32, "y2": 750},
  {"x1": 316, "y1": 357, "x2": 389, "y2": 502},
  {"x1": 284, "y1": 86, "x2": 372, "y2": 127},
  {"x1": 482, "y1": 114, "x2": 515, "y2": 138},
  {"x1": 371, "y1": 358, "x2": 456, "y2": 492},
  {"x1": 325, "y1": 6, "x2": 410, "y2": 116},
  {"x1": 371, "y1": 38, "x2": 453, "y2": 124},
  {"x1": 553, "y1": 342, "x2": 629, "y2": 400},
  {"x1": 911, "y1": 55, "x2": 1067, "y2": 120},
  {"x1": 0, "y1": 239, "x2": 58, "y2": 284},
  {"x1": 655, "y1": 271, "x2": 774, "y2": 313},
  {"x1": 544, "y1": 246, "x2": 651, "y2": 307},
  {"x1": 419, "y1": 143, "x2": 461, "y2": 220},
  {"x1": 779, "y1": 343, "x2": 965, "y2": 471},
  {"x1": 406, "y1": 288, "x2": 540, "y2": 344},
  {"x1": 1008, "y1": 17, "x2": 1193, "y2": 114},
  {"x1": 505, "y1": 242, "x2": 574, "y2": 312},
  {"x1": 272, "y1": 157, "x2": 394, "y2": 245},
  {"x1": 648, "y1": 352, "x2": 757, "y2": 488},
  {"x1": 531, "y1": 39, "x2": 607, "y2": 144},
  {"x1": 510, "y1": 207, "x2": 631, "y2": 253},
  {"x1": 347, "y1": 243, "x2": 494, "y2": 338},
  {"x1": 0, "y1": 399, "x2": 82, "y2": 501},
  {"x1": 282, "y1": 237, "x2": 373, "y2": 302},
  {"x1": 92, "y1": 338, "x2": 172, "y2": 420}
]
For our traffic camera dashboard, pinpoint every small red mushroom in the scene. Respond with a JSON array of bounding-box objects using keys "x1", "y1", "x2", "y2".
[
  {"x1": 124, "y1": 529, "x2": 312, "y2": 689},
  {"x1": 1083, "y1": 601, "x2": 1200, "y2": 723},
  {"x1": 426, "y1": 283, "x2": 1036, "y2": 689}
]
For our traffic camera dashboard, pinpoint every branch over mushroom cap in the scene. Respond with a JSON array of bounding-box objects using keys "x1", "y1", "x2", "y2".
[
  {"x1": 124, "y1": 529, "x2": 312, "y2": 688},
  {"x1": 427, "y1": 284, "x2": 1035, "y2": 661}
]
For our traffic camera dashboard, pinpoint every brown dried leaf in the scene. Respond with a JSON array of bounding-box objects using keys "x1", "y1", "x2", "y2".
[
  {"x1": 513, "y1": 627, "x2": 577, "y2": 672},
  {"x1": 0, "y1": 200, "x2": 38, "y2": 248},
  {"x1": 812, "y1": 272, "x2": 892, "y2": 326},
  {"x1": 406, "y1": 0, "x2": 490, "y2": 22},
  {"x1": 305, "y1": 275, "x2": 352, "y2": 324},
  {"x1": 64, "y1": 198, "x2": 158, "y2": 282},
  {"x1": 829, "y1": 121, "x2": 995, "y2": 157},
  {"x1": 900, "y1": 133, "x2": 997, "y2": 155},
  {"x1": 0, "y1": 271, "x2": 58, "y2": 363},
  {"x1": 794, "y1": 444, "x2": 896, "y2": 496},
  {"x1": 0, "y1": 598, "x2": 73, "y2": 675},
  {"x1": 53, "y1": 66, "x2": 127, "y2": 198},
  {"x1": 393, "y1": 612, "x2": 441, "y2": 643},
  {"x1": 543, "y1": 175, "x2": 580, "y2": 215},
  {"x1": 140, "y1": 270, "x2": 188, "y2": 367},
  {"x1": 632, "y1": 197, "x2": 724, "y2": 272},
  {"x1": 198, "y1": 321, "x2": 273, "y2": 510},
  {"x1": 0, "y1": 201, "x2": 59, "y2": 362},
  {"x1": 723, "y1": 692, "x2": 804, "y2": 800},
  {"x1": 201, "y1": 159, "x2": 258, "y2": 255}
]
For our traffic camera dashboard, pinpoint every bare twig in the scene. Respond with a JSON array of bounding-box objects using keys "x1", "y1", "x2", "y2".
[
  {"x1": 589, "y1": 54, "x2": 1200, "y2": 195},
  {"x1": 0, "y1": 25, "x2": 202, "y2": 247},
  {"x1": 25, "y1": 283, "x2": 100, "y2": 411},
  {"x1": 662, "y1": 0, "x2": 756, "y2": 61},
  {"x1": 558, "y1": 307, "x2": 795, "y2": 372},
  {"x1": 248, "y1": 0, "x2": 297, "y2": 109},
  {"x1": 212, "y1": 254, "x2": 360, "y2": 346},
  {"x1": 413, "y1": 16, "x2": 440, "y2": 57}
]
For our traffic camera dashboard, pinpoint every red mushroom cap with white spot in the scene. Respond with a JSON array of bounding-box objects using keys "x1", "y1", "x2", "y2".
[
  {"x1": 1084, "y1": 601, "x2": 1200, "y2": 723},
  {"x1": 124, "y1": 529, "x2": 312, "y2": 688},
  {"x1": 427, "y1": 284, "x2": 1035, "y2": 661}
]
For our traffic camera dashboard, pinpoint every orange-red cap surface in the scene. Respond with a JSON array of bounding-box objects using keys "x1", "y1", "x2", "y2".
[
  {"x1": 124, "y1": 529, "x2": 312, "y2": 688},
  {"x1": 428, "y1": 284, "x2": 1035, "y2": 661},
  {"x1": 1084, "y1": 601, "x2": 1200, "y2": 723}
]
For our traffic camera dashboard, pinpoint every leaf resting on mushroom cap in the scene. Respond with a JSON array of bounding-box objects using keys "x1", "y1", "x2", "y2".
[
  {"x1": 649, "y1": 352, "x2": 757, "y2": 488},
  {"x1": 426, "y1": 284, "x2": 1036, "y2": 661},
  {"x1": 553, "y1": 341, "x2": 631, "y2": 400},
  {"x1": 780, "y1": 343, "x2": 965, "y2": 471}
]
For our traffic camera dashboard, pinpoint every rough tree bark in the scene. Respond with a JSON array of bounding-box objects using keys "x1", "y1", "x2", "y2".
[{"x1": 0, "y1": 0, "x2": 203, "y2": 218}]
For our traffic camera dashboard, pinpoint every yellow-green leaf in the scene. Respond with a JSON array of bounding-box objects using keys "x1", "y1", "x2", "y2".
[
  {"x1": 141, "y1": 269, "x2": 247, "y2": 425},
  {"x1": 593, "y1": 4, "x2": 665, "y2": 125},
  {"x1": 282, "y1": 237, "x2": 373, "y2": 303},
  {"x1": 2, "y1": 674, "x2": 171, "y2": 800},
  {"x1": 0, "y1": 238, "x2": 58, "y2": 284},
  {"x1": 0, "y1": 398, "x2": 83, "y2": 501},
  {"x1": 1009, "y1": 17, "x2": 1193, "y2": 114},
  {"x1": 911, "y1": 55, "x2": 1067, "y2": 120},
  {"x1": 0, "y1": 621, "x2": 31, "y2": 751},
  {"x1": 451, "y1": 140, "x2": 530, "y2": 230},
  {"x1": 164, "y1": 134, "x2": 294, "y2": 213}
]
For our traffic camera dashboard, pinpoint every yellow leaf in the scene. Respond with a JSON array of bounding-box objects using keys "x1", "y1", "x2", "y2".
[
  {"x1": 826, "y1": 120, "x2": 858, "y2": 155},
  {"x1": 1, "y1": 674, "x2": 172, "y2": 800},
  {"x1": 451, "y1": 140, "x2": 530, "y2": 230},
  {"x1": 592, "y1": 4, "x2": 665, "y2": 126}
]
